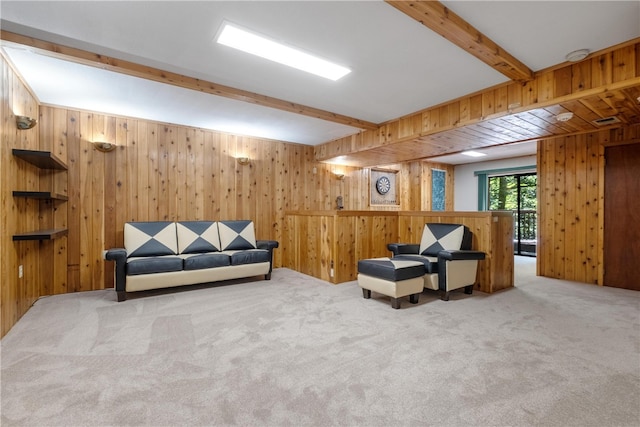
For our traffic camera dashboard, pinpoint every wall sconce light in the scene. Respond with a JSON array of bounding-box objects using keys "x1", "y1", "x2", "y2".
[
  {"x1": 236, "y1": 157, "x2": 250, "y2": 166},
  {"x1": 335, "y1": 173, "x2": 345, "y2": 180},
  {"x1": 93, "y1": 141, "x2": 116, "y2": 152},
  {"x1": 16, "y1": 115, "x2": 37, "y2": 130}
]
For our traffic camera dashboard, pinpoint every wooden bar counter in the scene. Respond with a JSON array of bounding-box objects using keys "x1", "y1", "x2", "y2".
[{"x1": 284, "y1": 210, "x2": 514, "y2": 293}]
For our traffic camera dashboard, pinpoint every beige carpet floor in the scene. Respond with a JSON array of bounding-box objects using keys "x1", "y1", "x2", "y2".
[{"x1": 1, "y1": 256, "x2": 639, "y2": 426}]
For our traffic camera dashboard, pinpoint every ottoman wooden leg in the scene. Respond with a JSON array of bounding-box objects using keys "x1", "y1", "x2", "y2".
[
  {"x1": 464, "y1": 285, "x2": 473, "y2": 294},
  {"x1": 362, "y1": 288, "x2": 371, "y2": 299},
  {"x1": 391, "y1": 297, "x2": 401, "y2": 309},
  {"x1": 409, "y1": 293, "x2": 420, "y2": 304}
]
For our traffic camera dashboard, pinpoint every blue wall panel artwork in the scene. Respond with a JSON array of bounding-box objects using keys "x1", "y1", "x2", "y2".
[{"x1": 432, "y1": 169, "x2": 446, "y2": 211}]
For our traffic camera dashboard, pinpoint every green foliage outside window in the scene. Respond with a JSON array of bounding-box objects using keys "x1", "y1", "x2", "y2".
[
  {"x1": 488, "y1": 174, "x2": 537, "y2": 211},
  {"x1": 489, "y1": 174, "x2": 538, "y2": 249}
]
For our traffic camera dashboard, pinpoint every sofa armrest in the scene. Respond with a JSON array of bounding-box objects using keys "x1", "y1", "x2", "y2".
[
  {"x1": 257, "y1": 240, "x2": 279, "y2": 251},
  {"x1": 438, "y1": 250, "x2": 486, "y2": 261},
  {"x1": 257, "y1": 240, "x2": 279, "y2": 275},
  {"x1": 387, "y1": 243, "x2": 420, "y2": 257},
  {"x1": 105, "y1": 248, "x2": 127, "y2": 295}
]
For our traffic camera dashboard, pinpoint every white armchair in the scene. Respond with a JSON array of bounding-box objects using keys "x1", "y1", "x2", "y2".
[{"x1": 387, "y1": 223, "x2": 485, "y2": 301}]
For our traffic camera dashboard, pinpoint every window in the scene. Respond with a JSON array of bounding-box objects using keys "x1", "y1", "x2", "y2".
[{"x1": 488, "y1": 173, "x2": 537, "y2": 256}]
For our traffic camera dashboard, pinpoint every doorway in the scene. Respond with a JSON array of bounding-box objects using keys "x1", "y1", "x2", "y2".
[
  {"x1": 604, "y1": 143, "x2": 640, "y2": 290},
  {"x1": 489, "y1": 173, "x2": 537, "y2": 256}
]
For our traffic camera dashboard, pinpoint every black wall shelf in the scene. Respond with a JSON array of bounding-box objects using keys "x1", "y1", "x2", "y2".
[
  {"x1": 13, "y1": 229, "x2": 69, "y2": 241},
  {"x1": 12, "y1": 149, "x2": 67, "y2": 170},
  {"x1": 13, "y1": 191, "x2": 68, "y2": 201},
  {"x1": 12, "y1": 149, "x2": 68, "y2": 241}
]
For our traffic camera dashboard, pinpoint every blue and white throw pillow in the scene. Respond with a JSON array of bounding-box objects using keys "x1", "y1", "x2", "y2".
[
  {"x1": 176, "y1": 221, "x2": 221, "y2": 254},
  {"x1": 419, "y1": 223, "x2": 465, "y2": 256},
  {"x1": 218, "y1": 220, "x2": 257, "y2": 251},
  {"x1": 124, "y1": 222, "x2": 178, "y2": 257}
]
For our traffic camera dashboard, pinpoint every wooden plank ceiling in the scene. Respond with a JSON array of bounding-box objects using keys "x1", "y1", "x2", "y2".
[
  {"x1": 329, "y1": 87, "x2": 640, "y2": 168},
  {"x1": 317, "y1": 0, "x2": 640, "y2": 167}
]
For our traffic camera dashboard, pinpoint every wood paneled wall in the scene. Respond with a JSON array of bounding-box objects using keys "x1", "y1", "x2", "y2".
[
  {"x1": 1, "y1": 51, "x2": 454, "y2": 337},
  {"x1": 537, "y1": 125, "x2": 640, "y2": 285},
  {"x1": 284, "y1": 210, "x2": 514, "y2": 292},
  {"x1": 1, "y1": 52, "x2": 43, "y2": 337},
  {"x1": 283, "y1": 211, "x2": 400, "y2": 283},
  {"x1": 3, "y1": 48, "x2": 636, "y2": 338}
]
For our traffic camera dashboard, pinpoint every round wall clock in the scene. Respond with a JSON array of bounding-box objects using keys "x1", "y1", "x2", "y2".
[{"x1": 376, "y1": 176, "x2": 391, "y2": 194}]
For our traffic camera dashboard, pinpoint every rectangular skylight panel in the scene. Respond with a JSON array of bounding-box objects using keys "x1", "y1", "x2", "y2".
[
  {"x1": 461, "y1": 150, "x2": 487, "y2": 157},
  {"x1": 217, "y1": 23, "x2": 351, "y2": 81}
]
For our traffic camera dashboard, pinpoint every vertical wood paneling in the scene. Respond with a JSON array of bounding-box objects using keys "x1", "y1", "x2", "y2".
[
  {"x1": 573, "y1": 133, "x2": 588, "y2": 283},
  {"x1": 283, "y1": 211, "x2": 401, "y2": 284},
  {"x1": 1, "y1": 52, "x2": 42, "y2": 337},
  {"x1": 66, "y1": 111, "x2": 81, "y2": 292},
  {"x1": 613, "y1": 45, "x2": 636, "y2": 82},
  {"x1": 563, "y1": 136, "x2": 577, "y2": 280},
  {"x1": 140, "y1": 122, "x2": 153, "y2": 220},
  {"x1": 192, "y1": 130, "x2": 205, "y2": 220},
  {"x1": 78, "y1": 113, "x2": 93, "y2": 290},
  {"x1": 285, "y1": 211, "x2": 512, "y2": 291},
  {"x1": 35, "y1": 104, "x2": 424, "y2": 295},
  {"x1": 92, "y1": 115, "x2": 107, "y2": 290},
  {"x1": 536, "y1": 129, "x2": 629, "y2": 285},
  {"x1": 202, "y1": 132, "x2": 215, "y2": 219},
  {"x1": 591, "y1": 133, "x2": 605, "y2": 284},
  {"x1": 158, "y1": 125, "x2": 171, "y2": 220}
]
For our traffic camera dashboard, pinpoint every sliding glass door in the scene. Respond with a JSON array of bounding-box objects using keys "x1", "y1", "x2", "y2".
[{"x1": 489, "y1": 173, "x2": 537, "y2": 256}]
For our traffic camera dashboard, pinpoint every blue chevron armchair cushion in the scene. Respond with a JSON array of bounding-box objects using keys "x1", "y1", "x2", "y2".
[
  {"x1": 176, "y1": 221, "x2": 221, "y2": 254},
  {"x1": 419, "y1": 223, "x2": 466, "y2": 256},
  {"x1": 124, "y1": 221, "x2": 178, "y2": 257},
  {"x1": 218, "y1": 220, "x2": 257, "y2": 250}
]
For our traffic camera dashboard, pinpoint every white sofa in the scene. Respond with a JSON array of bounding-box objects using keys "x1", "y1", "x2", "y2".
[{"x1": 105, "y1": 220, "x2": 278, "y2": 301}]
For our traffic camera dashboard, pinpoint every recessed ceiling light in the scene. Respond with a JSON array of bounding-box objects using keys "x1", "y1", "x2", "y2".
[
  {"x1": 216, "y1": 22, "x2": 351, "y2": 81},
  {"x1": 461, "y1": 150, "x2": 487, "y2": 157}
]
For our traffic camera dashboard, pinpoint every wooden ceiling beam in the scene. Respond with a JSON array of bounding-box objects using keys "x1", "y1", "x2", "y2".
[
  {"x1": 386, "y1": 0, "x2": 534, "y2": 83},
  {"x1": 0, "y1": 30, "x2": 379, "y2": 131}
]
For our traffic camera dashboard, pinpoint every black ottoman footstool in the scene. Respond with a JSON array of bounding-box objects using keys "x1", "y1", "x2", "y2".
[{"x1": 357, "y1": 257, "x2": 425, "y2": 309}]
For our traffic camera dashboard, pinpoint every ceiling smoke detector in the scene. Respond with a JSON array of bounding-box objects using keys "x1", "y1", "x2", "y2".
[
  {"x1": 565, "y1": 49, "x2": 590, "y2": 62},
  {"x1": 556, "y1": 112, "x2": 574, "y2": 122}
]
